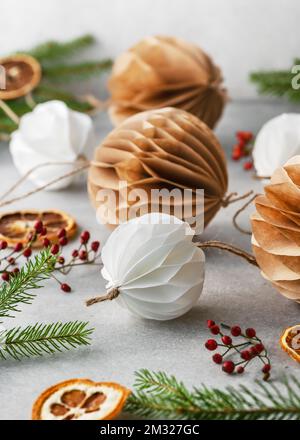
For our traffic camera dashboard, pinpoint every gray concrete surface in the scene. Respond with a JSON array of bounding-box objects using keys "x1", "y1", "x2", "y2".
[{"x1": 0, "y1": 100, "x2": 300, "y2": 420}]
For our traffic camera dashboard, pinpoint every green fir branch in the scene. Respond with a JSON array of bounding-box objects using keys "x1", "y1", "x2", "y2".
[
  {"x1": 0, "y1": 249, "x2": 56, "y2": 321},
  {"x1": 42, "y1": 60, "x2": 113, "y2": 83},
  {"x1": 250, "y1": 58, "x2": 300, "y2": 102},
  {"x1": 0, "y1": 320, "x2": 93, "y2": 360},
  {"x1": 125, "y1": 369, "x2": 300, "y2": 420},
  {"x1": 33, "y1": 85, "x2": 94, "y2": 112},
  {"x1": 23, "y1": 34, "x2": 96, "y2": 64}
]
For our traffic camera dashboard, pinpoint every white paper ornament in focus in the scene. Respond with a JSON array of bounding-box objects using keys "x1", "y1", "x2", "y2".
[
  {"x1": 10, "y1": 100, "x2": 94, "y2": 190},
  {"x1": 253, "y1": 113, "x2": 300, "y2": 178},
  {"x1": 89, "y1": 213, "x2": 205, "y2": 320}
]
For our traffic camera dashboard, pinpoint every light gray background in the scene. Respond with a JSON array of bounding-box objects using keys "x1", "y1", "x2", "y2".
[
  {"x1": 0, "y1": 0, "x2": 299, "y2": 98},
  {"x1": 1, "y1": 101, "x2": 300, "y2": 420},
  {"x1": 1, "y1": 0, "x2": 300, "y2": 420}
]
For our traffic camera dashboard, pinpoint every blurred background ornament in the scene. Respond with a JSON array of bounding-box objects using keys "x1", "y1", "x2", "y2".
[
  {"x1": 251, "y1": 155, "x2": 300, "y2": 301},
  {"x1": 108, "y1": 35, "x2": 227, "y2": 128},
  {"x1": 10, "y1": 100, "x2": 94, "y2": 190},
  {"x1": 88, "y1": 107, "x2": 228, "y2": 230},
  {"x1": 253, "y1": 114, "x2": 300, "y2": 178},
  {"x1": 87, "y1": 213, "x2": 205, "y2": 321}
]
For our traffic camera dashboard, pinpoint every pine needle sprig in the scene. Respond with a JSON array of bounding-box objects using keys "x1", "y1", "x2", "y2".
[
  {"x1": 42, "y1": 60, "x2": 113, "y2": 83},
  {"x1": 0, "y1": 249, "x2": 56, "y2": 321},
  {"x1": 0, "y1": 320, "x2": 93, "y2": 360},
  {"x1": 250, "y1": 59, "x2": 300, "y2": 102},
  {"x1": 125, "y1": 369, "x2": 300, "y2": 420},
  {"x1": 24, "y1": 34, "x2": 96, "y2": 64}
]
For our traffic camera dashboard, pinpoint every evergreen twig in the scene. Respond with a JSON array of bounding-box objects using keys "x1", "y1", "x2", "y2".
[
  {"x1": 0, "y1": 249, "x2": 56, "y2": 321},
  {"x1": 0, "y1": 320, "x2": 93, "y2": 360},
  {"x1": 23, "y1": 34, "x2": 96, "y2": 64},
  {"x1": 43, "y1": 60, "x2": 113, "y2": 82},
  {"x1": 125, "y1": 369, "x2": 300, "y2": 420},
  {"x1": 250, "y1": 59, "x2": 300, "y2": 102}
]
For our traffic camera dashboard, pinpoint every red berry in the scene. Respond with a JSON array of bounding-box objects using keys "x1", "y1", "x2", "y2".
[
  {"x1": 51, "y1": 244, "x2": 60, "y2": 255},
  {"x1": 61, "y1": 283, "x2": 71, "y2": 293},
  {"x1": 59, "y1": 237, "x2": 68, "y2": 247},
  {"x1": 58, "y1": 256, "x2": 65, "y2": 265},
  {"x1": 40, "y1": 227, "x2": 47, "y2": 236},
  {"x1": 206, "y1": 320, "x2": 215, "y2": 328},
  {"x1": 13, "y1": 268, "x2": 19, "y2": 274},
  {"x1": 231, "y1": 326, "x2": 241, "y2": 337},
  {"x1": 43, "y1": 238, "x2": 51, "y2": 248},
  {"x1": 232, "y1": 146, "x2": 242, "y2": 161},
  {"x1": 23, "y1": 248, "x2": 32, "y2": 258},
  {"x1": 205, "y1": 339, "x2": 218, "y2": 351},
  {"x1": 254, "y1": 343, "x2": 264, "y2": 353},
  {"x1": 91, "y1": 241, "x2": 100, "y2": 252},
  {"x1": 243, "y1": 161, "x2": 253, "y2": 171},
  {"x1": 79, "y1": 250, "x2": 88, "y2": 261},
  {"x1": 222, "y1": 361, "x2": 235, "y2": 374},
  {"x1": 14, "y1": 242, "x2": 23, "y2": 252},
  {"x1": 241, "y1": 350, "x2": 251, "y2": 361},
  {"x1": 249, "y1": 346, "x2": 258, "y2": 357},
  {"x1": 245, "y1": 328, "x2": 256, "y2": 338},
  {"x1": 72, "y1": 249, "x2": 79, "y2": 258},
  {"x1": 210, "y1": 325, "x2": 220, "y2": 335},
  {"x1": 34, "y1": 220, "x2": 43, "y2": 233},
  {"x1": 0, "y1": 241, "x2": 8, "y2": 250},
  {"x1": 57, "y1": 228, "x2": 66, "y2": 239},
  {"x1": 212, "y1": 353, "x2": 223, "y2": 364},
  {"x1": 262, "y1": 364, "x2": 271, "y2": 374},
  {"x1": 1, "y1": 272, "x2": 10, "y2": 282},
  {"x1": 80, "y1": 230, "x2": 90, "y2": 244},
  {"x1": 236, "y1": 366, "x2": 245, "y2": 374},
  {"x1": 222, "y1": 335, "x2": 232, "y2": 346},
  {"x1": 236, "y1": 131, "x2": 253, "y2": 143},
  {"x1": 8, "y1": 257, "x2": 15, "y2": 265}
]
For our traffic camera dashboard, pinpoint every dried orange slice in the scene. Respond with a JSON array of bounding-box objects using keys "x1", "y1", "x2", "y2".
[
  {"x1": 32, "y1": 379, "x2": 131, "y2": 420},
  {"x1": 280, "y1": 325, "x2": 300, "y2": 363},
  {"x1": 0, "y1": 54, "x2": 41, "y2": 100},
  {"x1": 0, "y1": 209, "x2": 77, "y2": 248}
]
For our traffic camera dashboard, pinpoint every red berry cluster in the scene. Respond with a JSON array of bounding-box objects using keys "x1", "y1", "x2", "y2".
[
  {"x1": 232, "y1": 131, "x2": 254, "y2": 171},
  {"x1": 204, "y1": 320, "x2": 271, "y2": 380},
  {"x1": 0, "y1": 222, "x2": 101, "y2": 294}
]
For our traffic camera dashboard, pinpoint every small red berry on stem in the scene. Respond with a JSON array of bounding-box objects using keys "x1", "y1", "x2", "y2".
[
  {"x1": 246, "y1": 328, "x2": 256, "y2": 338},
  {"x1": 0, "y1": 241, "x2": 8, "y2": 250},
  {"x1": 206, "y1": 320, "x2": 215, "y2": 329},
  {"x1": 91, "y1": 241, "x2": 100, "y2": 252},
  {"x1": 23, "y1": 248, "x2": 32, "y2": 258},
  {"x1": 14, "y1": 242, "x2": 23, "y2": 252},
  {"x1": 254, "y1": 343, "x2": 264, "y2": 353},
  {"x1": 222, "y1": 335, "x2": 232, "y2": 346},
  {"x1": 236, "y1": 366, "x2": 245, "y2": 374},
  {"x1": 205, "y1": 339, "x2": 218, "y2": 351},
  {"x1": 34, "y1": 220, "x2": 43, "y2": 233},
  {"x1": 79, "y1": 250, "x2": 88, "y2": 261},
  {"x1": 1, "y1": 272, "x2": 10, "y2": 282},
  {"x1": 72, "y1": 249, "x2": 79, "y2": 258},
  {"x1": 210, "y1": 325, "x2": 220, "y2": 335},
  {"x1": 51, "y1": 244, "x2": 60, "y2": 255},
  {"x1": 80, "y1": 231, "x2": 90, "y2": 244},
  {"x1": 58, "y1": 228, "x2": 66, "y2": 239},
  {"x1": 222, "y1": 361, "x2": 235, "y2": 374},
  {"x1": 231, "y1": 326, "x2": 242, "y2": 337},
  {"x1": 241, "y1": 350, "x2": 251, "y2": 361},
  {"x1": 43, "y1": 238, "x2": 51, "y2": 248},
  {"x1": 262, "y1": 364, "x2": 271, "y2": 374},
  {"x1": 40, "y1": 227, "x2": 47, "y2": 236},
  {"x1": 59, "y1": 237, "x2": 68, "y2": 247},
  {"x1": 212, "y1": 353, "x2": 223, "y2": 364},
  {"x1": 61, "y1": 283, "x2": 71, "y2": 293},
  {"x1": 236, "y1": 131, "x2": 253, "y2": 143}
]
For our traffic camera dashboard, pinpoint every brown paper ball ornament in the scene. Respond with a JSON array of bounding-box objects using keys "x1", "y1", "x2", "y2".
[
  {"x1": 88, "y1": 107, "x2": 228, "y2": 229},
  {"x1": 0, "y1": 54, "x2": 41, "y2": 100},
  {"x1": 251, "y1": 156, "x2": 300, "y2": 301},
  {"x1": 108, "y1": 36, "x2": 227, "y2": 128}
]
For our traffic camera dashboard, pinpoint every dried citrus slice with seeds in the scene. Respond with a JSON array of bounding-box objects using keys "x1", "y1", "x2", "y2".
[
  {"x1": 0, "y1": 209, "x2": 77, "y2": 248},
  {"x1": 280, "y1": 325, "x2": 300, "y2": 363},
  {"x1": 0, "y1": 54, "x2": 41, "y2": 100},
  {"x1": 32, "y1": 379, "x2": 130, "y2": 420}
]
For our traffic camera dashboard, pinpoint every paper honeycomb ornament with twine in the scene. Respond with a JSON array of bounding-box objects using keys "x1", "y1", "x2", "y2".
[
  {"x1": 251, "y1": 156, "x2": 300, "y2": 302},
  {"x1": 88, "y1": 107, "x2": 229, "y2": 230},
  {"x1": 108, "y1": 36, "x2": 227, "y2": 129}
]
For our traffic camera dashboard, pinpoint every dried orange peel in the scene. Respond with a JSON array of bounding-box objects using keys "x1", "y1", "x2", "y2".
[
  {"x1": 280, "y1": 325, "x2": 300, "y2": 363},
  {"x1": 0, "y1": 210, "x2": 77, "y2": 248},
  {"x1": 32, "y1": 379, "x2": 131, "y2": 420},
  {"x1": 0, "y1": 54, "x2": 41, "y2": 100}
]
